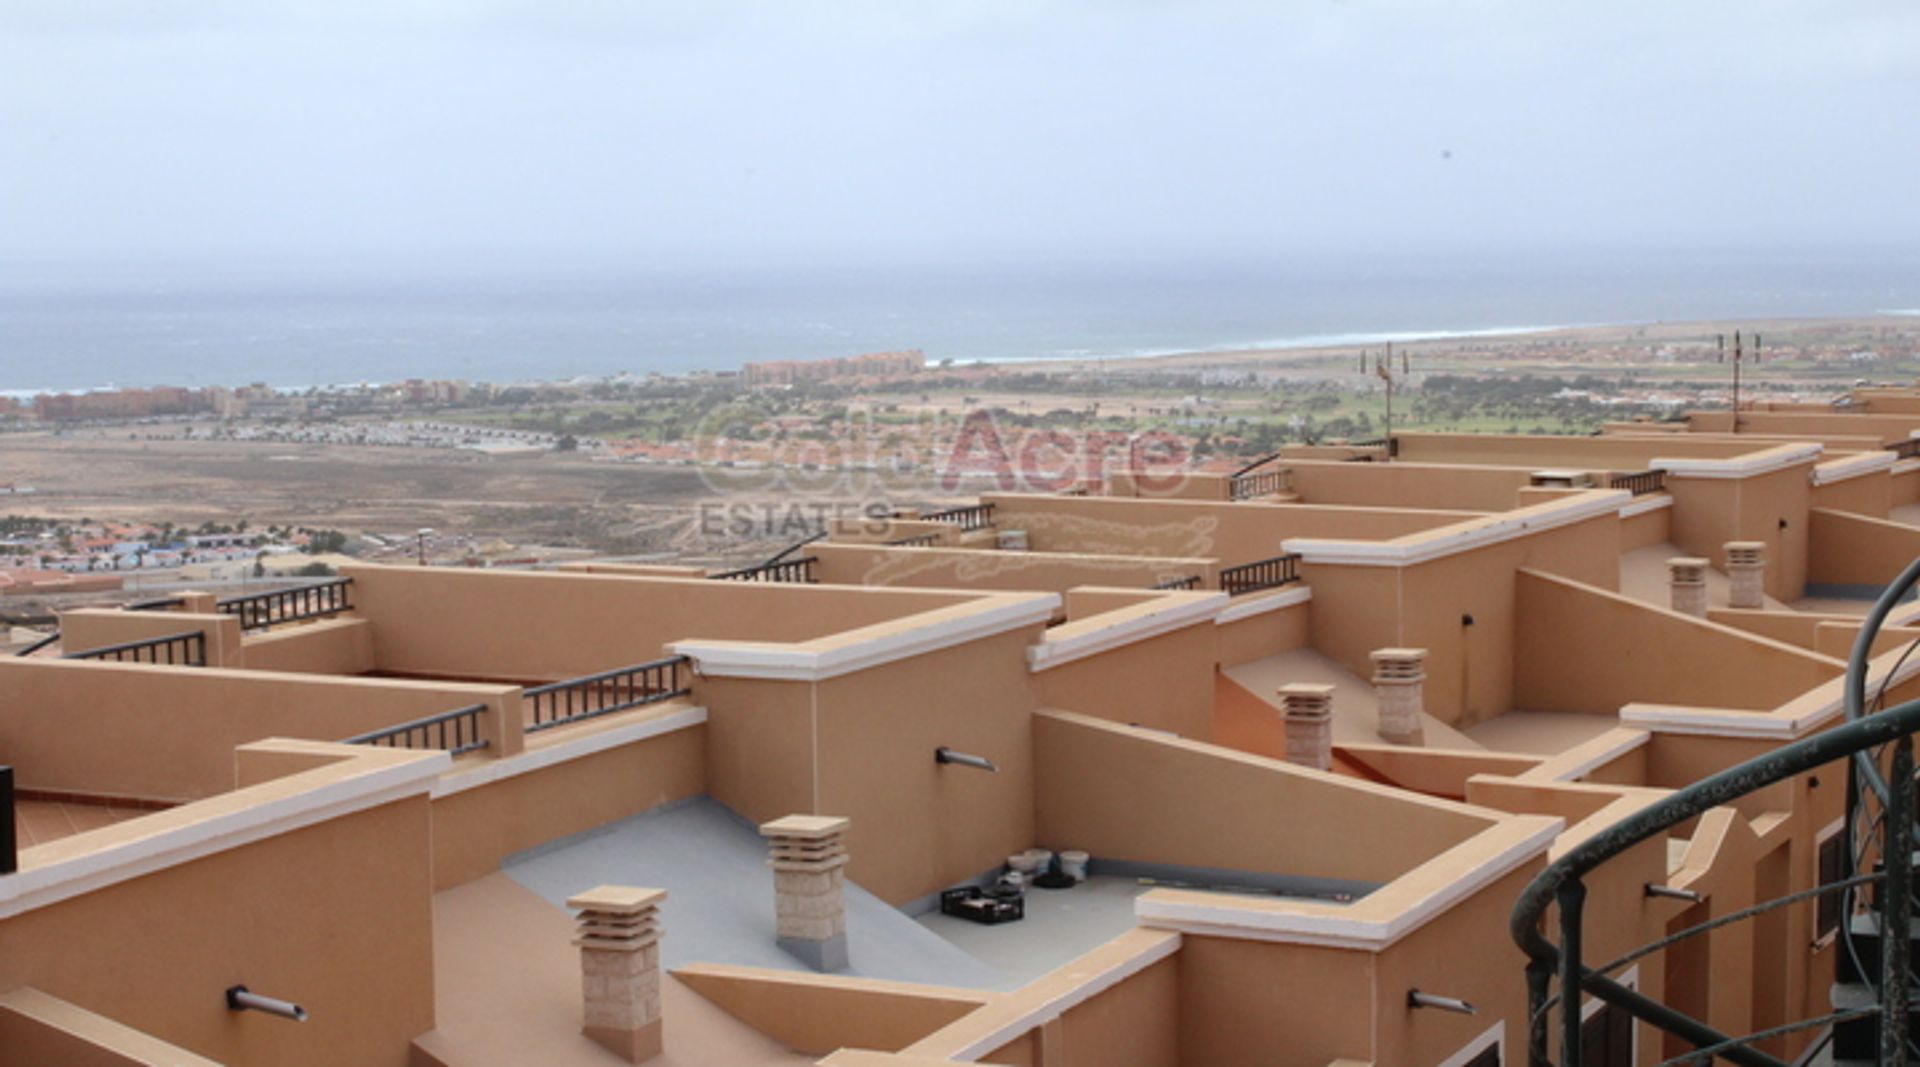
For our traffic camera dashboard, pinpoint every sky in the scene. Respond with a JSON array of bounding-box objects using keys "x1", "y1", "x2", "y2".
[{"x1": 4, "y1": 1, "x2": 1919, "y2": 276}]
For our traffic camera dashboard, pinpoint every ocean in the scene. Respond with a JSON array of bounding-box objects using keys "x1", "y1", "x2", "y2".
[{"x1": 3, "y1": 249, "x2": 1918, "y2": 393}]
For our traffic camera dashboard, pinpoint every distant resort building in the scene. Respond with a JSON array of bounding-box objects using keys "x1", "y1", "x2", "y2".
[
  {"x1": 742, "y1": 349, "x2": 925, "y2": 386},
  {"x1": 14, "y1": 384, "x2": 1920, "y2": 1063}
]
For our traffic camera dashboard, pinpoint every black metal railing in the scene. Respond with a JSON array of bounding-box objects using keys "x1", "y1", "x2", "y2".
[
  {"x1": 523, "y1": 655, "x2": 692, "y2": 734},
  {"x1": 63, "y1": 631, "x2": 207, "y2": 667},
  {"x1": 216, "y1": 577, "x2": 353, "y2": 632},
  {"x1": 1349, "y1": 436, "x2": 1399, "y2": 457},
  {"x1": 342, "y1": 703, "x2": 489, "y2": 756},
  {"x1": 1607, "y1": 469, "x2": 1668, "y2": 496},
  {"x1": 1219, "y1": 553, "x2": 1302, "y2": 596},
  {"x1": 1, "y1": 764, "x2": 15, "y2": 876},
  {"x1": 1230, "y1": 468, "x2": 1292, "y2": 501},
  {"x1": 885, "y1": 532, "x2": 944, "y2": 547},
  {"x1": 1231, "y1": 451, "x2": 1286, "y2": 478},
  {"x1": 922, "y1": 503, "x2": 996, "y2": 531},
  {"x1": 1149, "y1": 575, "x2": 1203, "y2": 591},
  {"x1": 1513, "y1": 555, "x2": 1920, "y2": 1066},
  {"x1": 124, "y1": 595, "x2": 186, "y2": 612},
  {"x1": 13, "y1": 630, "x2": 60, "y2": 657},
  {"x1": 1886, "y1": 439, "x2": 1920, "y2": 461},
  {"x1": 708, "y1": 556, "x2": 818, "y2": 583}
]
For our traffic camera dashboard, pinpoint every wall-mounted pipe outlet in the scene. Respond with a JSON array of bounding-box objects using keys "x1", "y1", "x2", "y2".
[
  {"x1": 1644, "y1": 883, "x2": 1703, "y2": 903},
  {"x1": 935, "y1": 747, "x2": 997, "y2": 772},
  {"x1": 1407, "y1": 990, "x2": 1477, "y2": 1015},
  {"x1": 226, "y1": 986, "x2": 308, "y2": 1022}
]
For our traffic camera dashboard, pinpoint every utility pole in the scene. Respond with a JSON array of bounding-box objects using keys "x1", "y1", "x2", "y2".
[
  {"x1": 1717, "y1": 331, "x2": 1762, "y2": 433},
  {"x1": 1360, "y1": 342, "x2": 1412, "y2": 460}
]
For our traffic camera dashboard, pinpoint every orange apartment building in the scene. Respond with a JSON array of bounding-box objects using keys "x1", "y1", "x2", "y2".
[{"x1": 12, "y1": 386, "x2": 1920, "y2": 1064}]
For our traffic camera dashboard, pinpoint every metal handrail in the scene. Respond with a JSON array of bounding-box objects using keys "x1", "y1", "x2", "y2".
[
  {"x1": 124, "y1": 595, "x2": 187, "y2": 612},
  {"x1": 216, "y1": 577, "x2": 354, "y2": 631},
  {"x1": 922, "y1": 503, "x2": 996, "y2": 531},
  {"x1": 62, "y1": 630, "x2": 207, "y2": 667},
  {"x1": 708, "y1": 556, "x2": 818, "y2": 583},
  {"x1": 1219, "y1": 553, "x2": 1302, "y2": 596},
  {"x1": 1231, "y1": 451, "x2": 1286, "y2": 478},
  {"x1": 13, "y1": 631, "x2": 59, "y2": 657},
  {"x1": 1149, "y1": 575, "x2": 1203, "y2": 590},
  {"x1": 763, "y1": 530, "x2": 830, "y2": 566},
  {"x1": 885, "y1": 532, "x2": 944, "y2": 548},
  {"x1": 523, "y1": 655, "x2": 692, "y2": 734},
  {"x1": 342, "y1": 703, "x2": 489, "y2": 755}
]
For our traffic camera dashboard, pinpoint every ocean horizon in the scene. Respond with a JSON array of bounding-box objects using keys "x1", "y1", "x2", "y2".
[{"x1": 3, "y1": 250, "x2": 1918, "y2": 394}]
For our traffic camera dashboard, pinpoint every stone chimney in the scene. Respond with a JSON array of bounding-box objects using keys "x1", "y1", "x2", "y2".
[
  {"x1": 1668, "y1": 557, "x2": 1709, "y2": 618},
  {"x1": 1725, "y1": 541, "x2": 1766, "y2": 610},
  {"x1": 760, "y1": 814, "x2": 851, "y2": 972},
  {"x1": 567, "y1": 885, "x2": 666, "y2": 1064},
  {"x1": 1279, "y1": 683, "x2": 1335, "y2": 771},
  {"x1": 1370, "y1": 648, "x2": 1428, "y2": 746}
]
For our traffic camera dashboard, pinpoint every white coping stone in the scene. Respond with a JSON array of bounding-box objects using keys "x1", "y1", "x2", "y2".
[
  {"x1": 1810, "y1": 449, "x2": 1897, "y2": 486},
  {"x1": 1621, "y1": 642, "x2": 1920, "y2": 739},
  {"x1": 671, "y1": 594, "x2": 1060, "y2": 681},
  {"x1": 1213, "y1": 584, "x2": 1313, "y2": 625},
  {"x1": 1134, "y1": 816, "x2": 1563, "y2": 950},
  {"x1": 0, "y1": 749, "x2": 449, "y2": 920},
  {"x1": 1619, "y1": 493, "x2": 1674, "y2": 519},
  {"x1": 1283, "y1": 490, "x2": 1627, "y2": 568},
  {"x1": 432, "y1": 705, "x2": 708, "y2": 798},
  {"x1": 1650, "y1": 443, "x2": 1823, "y2": 480},
  {"x1": 1026, "y1": 593, "x2": 1228, "y2": 672},
  {"x1": 943, "y1": 932, "x2": 1183, "y2": 1061}
]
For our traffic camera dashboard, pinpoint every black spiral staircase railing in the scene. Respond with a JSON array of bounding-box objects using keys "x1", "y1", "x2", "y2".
[{"x1": 1513, "y1": 556, "x2": 1920, "y2": 1066}]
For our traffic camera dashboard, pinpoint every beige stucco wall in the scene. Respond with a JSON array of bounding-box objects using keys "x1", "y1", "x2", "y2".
[
  {"x1": 1807, "y1": 507, "x2": 1920, "y2": 587},
  {"x1": 0, "y1": 658, "x2": 514, "y2": 800},
  {"x1": 1665, "y1": 461, "x2": 1814, "y2": 601},
  {"x1": 1033, "y1": 710, "x2": 1489, "y2": 885},
  {"x1": 1512, "y1": 570, "x2": 1842, "y2": 714},
  {"x1": 345, "y1": 565, "x2": 974, "y2": 682},
  {"x1": 812, "y1": 629, "x2": 1042, "y2": 904},
  {"x1": 429, "y1": 719, "x2": 707, "y2": 888},
  {"x1": 0, "y1": 797, "x2": 436, "y2": 1067},
  {"x1": 1284, "y1": 460, "x2": 1535, "y2": 511},
  {"x1": 1393, "y1": 432, "x2": 1759, "y2": 468},
  {"x1": 239, "y1": 617, "x2": 376, "y2": 674},
  {"x1": 980, "y1": 494, "x2": 1477, "y2": 566},
  {"x1": 1214, "y1": 596, "x2": 1311, "y2": 667},
  {"x1": 1032, "y1": 618, "x2": 1219, "y2": 738},
  {"x1": 1810, "y1": 471, "x2": 1893, "y2": 517},
  {"x1": 811, "y1": 543, "x2": 1218, "y2": 594},
  {"x1": 1688, "y1": 410, "x2": 1920, "y2": 443},
  {"x1": 1302, "y1": 511, "x2": 1621, "y2": 727}
]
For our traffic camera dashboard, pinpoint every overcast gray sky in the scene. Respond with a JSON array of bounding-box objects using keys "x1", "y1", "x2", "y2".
[{"x1": 4, "y1": 1, "x2": 1917, "y2": 273}]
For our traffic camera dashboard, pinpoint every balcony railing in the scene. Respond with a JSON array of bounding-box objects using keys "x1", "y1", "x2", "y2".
[
  {"x1": 1149, "y1": 575, "x2": 1203, "y2": 591},
  {"x1": 1513, "y1": 556, "x2": 1920, "y2": 1066},
  {"x1": 12, "y1": 630, "x2": 60, "y2": 658},
  {"x1": 1230, "y1": 468, "x2": 1293, "y2": 501},
  {"x1": 1607, "y1": 469, "x2": 1667, "y2": 496},
  {"x1": 342, "y1": 703, "x2": 489, "y2": 756},
  {"x1": 884, "y1": 532, "x2": 944, "y2": 548},
  {"x1": 708, "y1": 557, "x2": 818, "y2": 583},
  {"x1": 63, "y1": 631, "x2": 207, "y2": 667},
  {"x1": 1219, "y1": 553, "x2": 1302, "y2": 596},
  {"x1": 2, "y1": 765, "x2": 15, "y2": 876},
  {"x1": 1885, "y1": 438, "x2": 1920, "y2": 461},
  {"x1": 124, "y1": 595, "x2": 187, "y2": 612},
  {"x1": 523, "y1": 655, "x2": 693, "y2": 734},
  {"x1": 922, "y1": 503, "x2": 997, "y2": 531},
  {"x1": 216, "y1": 577, "x2": 354, "y2": 632}
]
